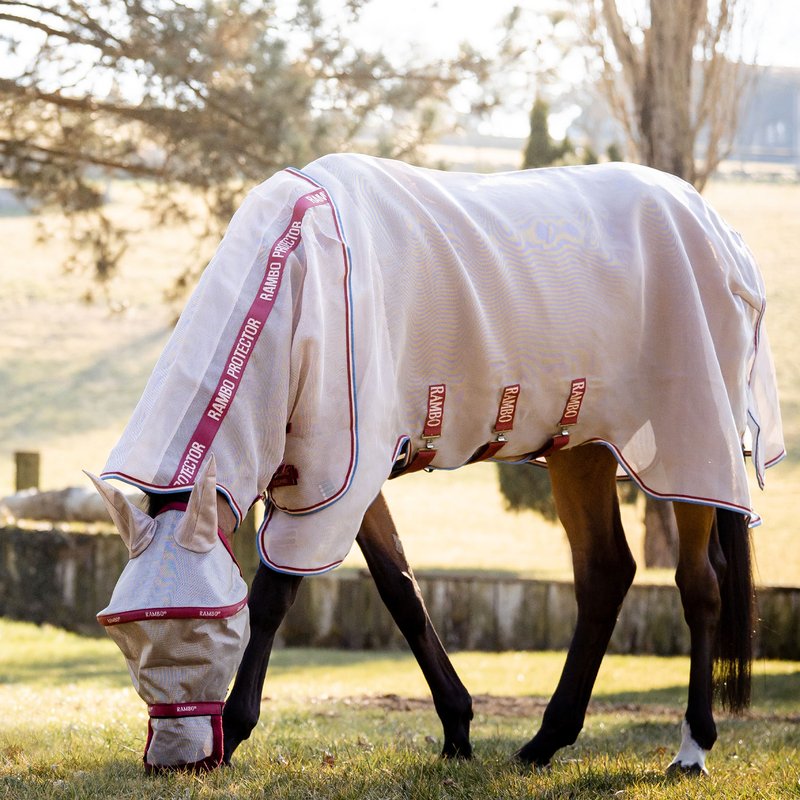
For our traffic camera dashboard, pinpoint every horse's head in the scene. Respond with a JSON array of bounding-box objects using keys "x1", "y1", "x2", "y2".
[{"x1": 86, "y1": 456, "x2": 249, "y2": 772}]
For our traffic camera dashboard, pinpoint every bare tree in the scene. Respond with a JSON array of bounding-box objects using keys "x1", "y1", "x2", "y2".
[
  {"x1": 583, "y1": 0, "x2": 754, "y2": 190},
  {"x1": 579, "y1": 0, "x2": 756, "y2": 566}
]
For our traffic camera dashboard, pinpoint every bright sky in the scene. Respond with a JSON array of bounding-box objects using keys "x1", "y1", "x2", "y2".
[
  {"x1": 352, "y1": 0, "x2": 800, "y2": 67},
  {"x1": 345, "y1": 0, "x2": 800, "y2": 137}
]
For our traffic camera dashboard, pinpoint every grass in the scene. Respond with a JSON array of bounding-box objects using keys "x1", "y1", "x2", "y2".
[
  {"x1": 1, "y1": 178, "x2": 799, "y2": 586},
  {"x1": 1, "y1": 620, "x2": 799, "y2": 798}
]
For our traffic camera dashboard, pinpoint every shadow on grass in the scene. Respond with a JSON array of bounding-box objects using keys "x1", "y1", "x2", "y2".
[
  {"x1": 594, "y1": 670, "x2": 800, "y2": 714},
  {"x1": 0, "y1": 324, "x2": 168, "y2": 444},
  {"x1": 0, "y1": 652, "x2": 130, "y2": 689}
]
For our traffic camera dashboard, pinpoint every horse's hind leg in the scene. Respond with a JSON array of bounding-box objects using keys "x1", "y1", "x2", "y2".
[
  {"x1": 667, "y1": 502, "x2": 719, "y2": 775},
  {"x1": 668, "y1": 502, "x2": 752, "y2": 776},
  {"x1": 516, "y1": 444, "x2": 636, "y2": 767},
  {"x1": 222, "y1": 565, "x2": 303, "y2": 763},
  {"x1": 356, "y1": 492, "x2": 473, "y2": 758}
]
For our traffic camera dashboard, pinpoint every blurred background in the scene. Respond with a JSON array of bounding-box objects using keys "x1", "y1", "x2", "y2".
[{"x1": 1, "y1": 0, "x2": 798, "y2": 592}]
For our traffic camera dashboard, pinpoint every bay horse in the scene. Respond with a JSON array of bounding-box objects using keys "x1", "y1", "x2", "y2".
[{"x1": 90, "y1": 154, "x2": 783, "y2": 775}]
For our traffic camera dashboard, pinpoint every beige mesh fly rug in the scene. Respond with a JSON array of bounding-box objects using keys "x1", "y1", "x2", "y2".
[
  {"x1": 102, "y1": 155, "x2": 784, "y2": 575},
  {"x1": 94, "y1": 155, "x2": 784, "y2": 769}
]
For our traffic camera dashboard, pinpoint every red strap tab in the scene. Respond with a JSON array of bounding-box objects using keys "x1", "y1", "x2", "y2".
[
  {"x1": 527, "y1": 432, "x2": 571, "y2": 461},
  {"x1": 466, "y1": 439, "x2": 508, "y2": 464},
  {"x1": 423, "y1": 384, "x2": 446, "y2": 438},
  {"x1": 494, "y1": 385, "x2": 520, "y2": 432},
  {"x1": 395, "y1": 447, "x2": 438, "y2": 476},
  {"x1": 268, "y1": 463, "x2": 299, "y2": 489},
  {"x1": 559, "y1": 379, "x2": 587, "y2": 427},
  {"x1": 154, "y1": 501, "x2": 189, "y2": 516},
  {"x1": 148, "y1": 702, "x2": 225, "y2": 718}
]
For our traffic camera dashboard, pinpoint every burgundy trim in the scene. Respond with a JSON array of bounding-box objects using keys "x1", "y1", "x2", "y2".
[
  {"x1": 253, "y1": 168, "x2": 360, "y2": 515},
  {"x1": 148, "y1": 702, "x2": 225, "y2": 718},
  {"x1": 143, "y1": 718, "x2": 154, "y2": 766},
  {"x1": 168, "y1": 189, "x2": 333, "y2": 490},
  {"x1": 258, "y1": 504, "x2": 344, "y2": 574},
  {"x1": 765, "y1": 450, "x2": 786, "y2": 468},
  {"x1": 99, "y1": 471, "x2": 244, "y2": 525},
  {"x1": 260, "y1": 549, "x2": 344, "y2": 575},
  {"x1": 583, "y1": 437, "x2": 760, "y2": 522},
  {"x1": 97, "y1": 596, "x2": 248, "y2": 626}
]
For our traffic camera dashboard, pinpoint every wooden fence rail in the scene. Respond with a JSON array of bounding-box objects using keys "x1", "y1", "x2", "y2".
[{"x1": 1, "y1": 524, "x2": 799, "y2": 659}]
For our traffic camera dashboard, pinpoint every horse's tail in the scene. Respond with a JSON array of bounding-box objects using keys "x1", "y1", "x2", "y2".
[{"x1": 713, "y1": 508, "x2": 754, "y2": 713}]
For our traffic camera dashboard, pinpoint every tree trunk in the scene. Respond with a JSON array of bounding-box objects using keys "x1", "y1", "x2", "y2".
[
  {"x1": 643, "y1": 496, "x2": 679, "y2": 568},
  {"x1": 637, "y1": 0, "x2": 705, "y2": 181}
]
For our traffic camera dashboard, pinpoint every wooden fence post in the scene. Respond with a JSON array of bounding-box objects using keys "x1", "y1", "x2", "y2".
[{"x1": 14, "y1": 451, "x2": 40, "y2": 491}]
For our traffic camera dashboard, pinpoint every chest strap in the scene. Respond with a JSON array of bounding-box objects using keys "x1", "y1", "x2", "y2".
[
  {"x1": 524, "y1": 377, "x2": 587, "y2": 461},
  {"x1": 390, "y1": 384, "x2": 445, "y2": 477}
]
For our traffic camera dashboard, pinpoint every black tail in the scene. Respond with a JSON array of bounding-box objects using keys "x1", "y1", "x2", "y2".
[{"x1": 713, "y1": 508, "x2": 754, "y2": 713}]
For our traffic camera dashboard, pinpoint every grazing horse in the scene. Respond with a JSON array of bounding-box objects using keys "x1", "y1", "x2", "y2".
[{"x1": 89, "y1": 154, "x2": 783, "y2": 774}]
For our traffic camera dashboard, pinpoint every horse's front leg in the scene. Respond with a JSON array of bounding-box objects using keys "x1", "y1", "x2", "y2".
[
  {"x1": 222, "y1": 564, "x2": 303, "y2": 763},
  {"x1": 356, "y1": 492, "x2": 473, "y2": 758},
  {"x1": 516, "y1": 445, "x2": 636, "y2": 767}
]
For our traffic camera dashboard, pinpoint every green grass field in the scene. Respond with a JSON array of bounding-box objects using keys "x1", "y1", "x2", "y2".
[
  {"x1": 1, "y1": 620, "x2": 799, "y2": 798},
  {"x1": 2, "y1": 177, "x2": 798, "y2": 585}
]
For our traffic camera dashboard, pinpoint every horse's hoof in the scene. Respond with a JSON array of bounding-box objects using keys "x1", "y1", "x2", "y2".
[
  {"x1": 441, "y1": 742, "x2": 473, "y2": 760},
  {"x1": 513, "y1": 744, "x2": 551, "y2": 771},
  {"x1": 512, "y1": 755, "x2": 551, "y2": 773},
  {"x1": 666, "y1": 761, "x2": 708, "y2": 778}
]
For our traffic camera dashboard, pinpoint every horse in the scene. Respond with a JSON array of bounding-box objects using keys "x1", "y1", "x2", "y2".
[{"x1": 89, "y1": 154, "x2": 784, "y2": 775}]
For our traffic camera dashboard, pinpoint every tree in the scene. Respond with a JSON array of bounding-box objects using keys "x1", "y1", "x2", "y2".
[
  {"x1": 578, "y1": 0, "x2": 755, "y2": 566},
  {"x1": 497, "y1": 463, "x2": 558, "y2": 521},
  {"x1": 522, "y1": 96, "x2": 574, "y2": 168},
  {"x1": 0, "y1": 0, "x2": 488, "y2": 292},
  {"x1": 582, "y1": 0, "x2": 754, "y2": 190}
]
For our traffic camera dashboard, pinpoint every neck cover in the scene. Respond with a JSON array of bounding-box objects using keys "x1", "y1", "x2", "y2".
[{"x1": 101, "y1": 155, "x2": 785, "y2": 575}]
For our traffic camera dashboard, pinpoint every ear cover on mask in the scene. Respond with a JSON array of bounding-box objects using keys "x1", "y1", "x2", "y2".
[
  {"x1": 174, "y1": 453, "x2": 219, "y2": 554},
  {"x1": 84, "y1": 471, "x2": 156, "y2": 557}
]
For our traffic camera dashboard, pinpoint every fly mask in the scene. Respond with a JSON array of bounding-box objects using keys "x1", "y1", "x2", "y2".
[{"x1": 87, "y1": 456, "x2": 250, "y2": 772}]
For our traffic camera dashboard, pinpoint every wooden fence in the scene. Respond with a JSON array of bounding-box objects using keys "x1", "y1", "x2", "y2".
[{"x1": 1, "y1": 524, "x2": 799, "y2": 659}]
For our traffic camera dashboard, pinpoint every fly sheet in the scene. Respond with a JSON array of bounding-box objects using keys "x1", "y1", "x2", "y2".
[{"x1": 103, "y1": 155, "x2": 785, "y2": 575}]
